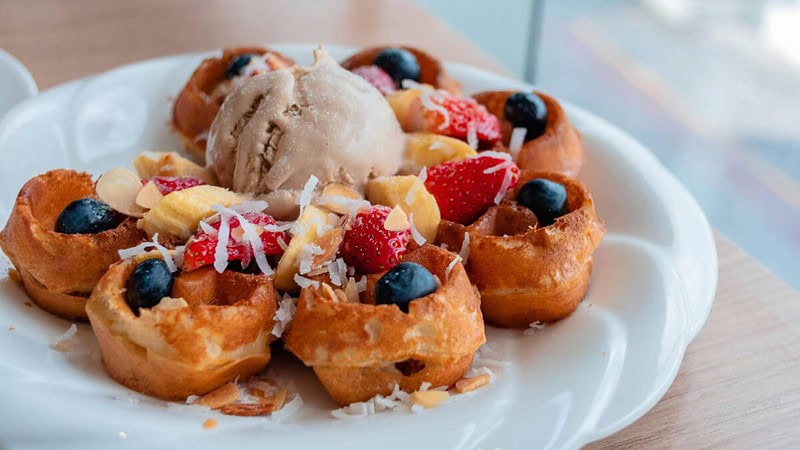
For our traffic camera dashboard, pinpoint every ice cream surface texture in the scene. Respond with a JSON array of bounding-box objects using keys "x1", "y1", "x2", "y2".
[{"x1": 207, "y1": 48, "x2": 405, "y2": 219}]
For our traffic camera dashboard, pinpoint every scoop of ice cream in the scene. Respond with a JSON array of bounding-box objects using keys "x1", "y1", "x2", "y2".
[{"x1": 207, "y1": 48, "x2": 405, "y2": 219}]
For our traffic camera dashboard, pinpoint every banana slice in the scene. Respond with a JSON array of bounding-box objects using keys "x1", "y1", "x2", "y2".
[{"x1": 138, "y1": 185, "x2": 242, "y2": 239}]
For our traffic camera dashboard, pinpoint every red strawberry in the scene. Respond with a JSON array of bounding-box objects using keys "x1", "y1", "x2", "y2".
[
  {"x1": 424, "y1": 153, "x2": 520, "y2": 224},
  {"x1": 417, "y1": 91, "x2": 501, "y2": 146},
  {"x1": 340, "y1": 205, "x2": 411, "y2": 273},
  {"x1": 183, "y1": 212, "x2": 287, "y2": 271},
  {"x1": 145, "y1": 176, "x2": 206, "y2": 195},
  {"x1": 352, "y1": 65, "x2": 397, "y2": 96}
]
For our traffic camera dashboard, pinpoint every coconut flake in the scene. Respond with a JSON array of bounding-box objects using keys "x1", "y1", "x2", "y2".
[
  {"x1": 298, "y1": 244, "x2": 324, "y2": 275},
  {"x1": 271, "y1": 294, "x2": 297, "y2": 338},
  {"x1": 400, "y1": 79, "x2": 432, "y2": 90},
  {"x1": 523, "y1": 321, "x2": 547, "y2": 336},
  {"x1": 117, "y1": 233, "x2": 177, "y2": 272},
  {"x1": 198, "y1": 220, "x2": 218, "y2": 236},
  {"x1": 419, "y1": 91, "x2": 451, "y2": 131},
  {"x1": 509, "y1": 127, "x2": 527, "y2": 160},
  {"x1": 269, "y1": 393, "x2": 304, "y2": 422},
  {"x1": 297, "y1": 175, "x2": 319, "y2": 217},
  {"x1": 445, "y1": 255, "x2": 462, "y2": 279},
  {"x1": 473, "y1": 344, "x2": 513, "y2": 370},
  {"x1": 466, "y1": 121, "x2": 478, "y2": 149},
  {"x1": 408, "y1": 213, "x2": 426, "y2": 245},
  {"x1": 404, "y1": 168, "x2": 427, "y2": 206},
  {"x1": 494, "y1": 165, "x2": 516, "y2": 205},
  {"x1": 230, "y1": 200, "x2": 269, "y2": 213},
  {"x1": 294, "y1": 274, "x2": 319, "y2": 289},
  {"x1": 213, "y1": 204, "x2": 273, "y2": 275},
  {"x1": 50, "y1": 323, "x2": 78, "y2": 352},
  {"x1": 355, "y1": 276, "x2": 367, "y2": 293},
  {"x1": 458, "y1": 232, "x2": 471, "y2": 265},
  {"x1": 419, "y1": 382, "x2": 432, "y2": 392},
  {"x1": 277, "y1": 236, "x2": 288, "y2": 251},
  {"x1": 213, "y1": 210, "x2": 232, "y2": 273}
]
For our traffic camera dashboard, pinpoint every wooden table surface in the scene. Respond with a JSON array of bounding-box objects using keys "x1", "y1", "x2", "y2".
[{"x1": 3, "y1": 0, "x2": 799, "y2": 448}]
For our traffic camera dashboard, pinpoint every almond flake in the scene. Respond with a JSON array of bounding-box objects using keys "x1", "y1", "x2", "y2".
[
  {"x1": 96, "y1": 168, "x2": 146, "y2": 218},
  {"x1": 344, "y1": 277, "x2": 360, "y2": 303},
  {"x1": 322, "y1": 183, "x2": 361, "y2": 200},
  {"x1": 219, "y1": 403, "x2": 278, "y2": 416},
  {"x1": 311, "y1": 228, "x2": 344, "y2": 267},
  {"x1": 410, "y1": 390, "x2": 449, "y2": 408},
  {"x1": 135, "y1": 181, "x2": 164, "y2": 209},
  {"x1": 384, "y1": 205, "x2": 410, "y2": 231},
  {"x1": 453, "y1": 374, "x2": 490, "y2": 393},
  {"x1": 193, "y1": 382, "x2": 239, "y2": 409},
  {"x1": 202, "y1": 419, "x2": 217, "y2": 429}
]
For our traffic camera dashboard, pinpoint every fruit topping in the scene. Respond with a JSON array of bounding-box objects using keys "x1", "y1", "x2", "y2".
[
  {"x1": 374, "y1": 48, "x2": 421, "y2": 85},
  {"x1": 375, "y1": 262, "x2": 438, "y2": 313},
  {"x1": 517, "y1": 179, "x2": 568, "y2": 226},
  {"x1": 340, "y1": 205, "x2": 411, "y2": 273},
  {"x1": 352, "y1": 65, "x2": 397, "y2": 96},
  {"x1": 403, "y1": 132, "x2": 477, "y2": 171},
  {"x1": 424, "y1": 153, "x2": 520, "y2": 224},
  {"x1": 125, "y1": 258, "x2": 174, "y2": 315},
  {"x1": 226, "y1": 54, "x2": 254, "y2": 78},
  {"x1": 147, "y1": 176, "x2": 206, "y2": 195},
  {"x1": 183, "y1": 211, "x2": 287, "y2": 272},
  {"x1": 275, "y1": 205, "x2": 333, "y2": 292},
  {"x1": 413, "y1": 90, "x2": 501, "y2": 147},
  {"x1": 54, "y1": 198, "x2": 119, "y2": 234},
  {"x1": 504, "y1": 92, "x2": 548, "y2": 140},
  {"x1": 95, "y1": 167, "x2": 148, "y2": 218},
  {"x1": 139, "y1": 185, "x2": 242, "y2": 239},
  {"x1": 366, "y1": 175, "x2": 440, "y2": 243}
]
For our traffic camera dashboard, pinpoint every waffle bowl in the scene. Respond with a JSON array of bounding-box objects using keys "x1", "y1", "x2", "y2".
[
  {"x1": 340, "y1": 45, "x2": 460, "y2": 94},
  {"x1": 172, "y1": 46, "x2": 294, "y2": 161},
  {"x1": 473, "y1": 90, "x2": 584, "y2": 177},
  {"x1": 284, "y1": 244, "x2": 485, "y2": 405},
  {"x1": 0, "y1": 169, "x2": 144, "y2": 321},
  {"x1": 86, "y1": 256, "x2": 279, "y2": 401},
  {"x1": 437, "y1": 172, "x2": 605, "y2": 328}
]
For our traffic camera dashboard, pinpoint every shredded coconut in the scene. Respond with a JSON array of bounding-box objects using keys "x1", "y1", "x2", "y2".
[
  {"x1": 419, "y1": 90, "x2": 451, "y2": 131},
  {"x1": 212, "y1": 210, "x2": 231, "y2": 273},
  {"x1": 298, "y1": 244, "x2": 324, "y2": 275},
  {"x1": 172, "y1": 245, "x2": 185, "y2": 269},
  {"x1": 276, "y1": 236, "x2": 288, "y2": 251},
  {"x1": 271, "y1": 294, "x2": 297, "y2": 338},
  {"x1": 400, "y1": 79, "x2": 432, "y2": 90},
  {"x1": 230, "y1": 200, "x2": 269, "y2": 213},
  {"x1": 419, "y1": 382, "x2": 431, "y2": 392},
  {"x1": 331, "y1": 384, "x2": 419, "y2": 419},
  {"x1": 445, "y1": 255, "x2": 462, "y2": 279},
  {"x1": 509, "y1": 127, "x2": 527, "y2": 160},
  {"x1": 466, "y1": 121, "x2": 478, "y2": 149},
  {"x1": 404, "y1": 168, "x2": 427, "y2": 206},
  {"x1": 198, "y1": 221, "x2": 217, "y2": 235},
  {"x1": 459, "y1": 232, "x2": 471, "y2": 265},
  {"x1": 297, "y1": 175, "x2": 319, "y2": 217},
  {"x1": 355, "y1": 276, "x2": 367, "y2": 293},
  {"x1": 213, "y1": 205, "x2": 274, "y2": 275},
  {"x1": 315, "y1": 195, "x2": 370, "y2": 217},
  {"x1": 50, "y1": 323, "x2": 78, "y2": 352},
  {"x1": 473, "y1": 344, "x2": 513, "y2": 371},
  {"x1": 269, "y1": 393, "x2": 304, "y2": 422},
  {"x1": 523, "y1": 321, "x2": 547, "y2": 336},
  {"x1": 294, "y1": 274, "x2": 319, "y2": 289},
  {"x1": 408, "y1": 213, "x2": 426, "y2": 245},
  {"x1": 117, "y1": 233, "x2": 177, "y2": 272},
  {"x1": 494, "y1": 164, "x2": 516, "y2": 205}
]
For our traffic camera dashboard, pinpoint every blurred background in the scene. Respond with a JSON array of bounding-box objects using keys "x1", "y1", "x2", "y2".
[{"x1": 417, "y1": 0, "x2": 800, "y2": 289}]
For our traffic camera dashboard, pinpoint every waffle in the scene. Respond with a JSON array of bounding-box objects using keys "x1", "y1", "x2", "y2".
[{"x1": 0, "y1": 170, "x2": 144, "y2": 321}]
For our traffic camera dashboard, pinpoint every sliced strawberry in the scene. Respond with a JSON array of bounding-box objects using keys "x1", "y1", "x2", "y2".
[
  {"x1": 340, "y1": 205, "x2": 411, "y2": 274},
  {"x1": 182, "y1": 212, "x2": 287, "y2": 271},
  {"x1": 416, "y1": 91, "x2": 501, "y2": 146},
  {"x1": 424, "y1": 153, "x2": 520, "y2": 224},
  {"x1": 352, "y1": 65, "x2": 397, "y2": 96},
  {"x1": 145, "y1": 176, "x2": 206, "y2": 195}
]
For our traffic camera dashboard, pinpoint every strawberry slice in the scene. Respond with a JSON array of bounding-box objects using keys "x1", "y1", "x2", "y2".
[
  {"x1": 416, "y1": 91, "x2": 501, "y2": 147},
  {"x1": 424, "y1": 153, "x2": 520, "y2": 224},
  {"x1": 183, "y1": 212, "x2": 287, "y2": 271},
  {"x1": 144, "y1": 176, "x2": 206, "y2": 195},
  {"x1": 352, "y1": 65, "x2": 397, "y2": 96},
  {"x1": 340, "y1": 205, "x2": 411, "y2": 274}
]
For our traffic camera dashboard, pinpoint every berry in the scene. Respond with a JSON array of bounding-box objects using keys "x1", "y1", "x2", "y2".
[
  {"x1": 375, "y1": 262, "x2": 437, "y2": 313},
  {"x1": 226, "y1": 54, "x2": 253, "y2": 78},
  {"x1": 420, "y1": 91, "x2": 501, "y2": 146},
  {"x1": 352, "y1": 65, "x2": 397, "y2": 96},
  {"x1": 340, "y1": 206, "x2": 411, "y2": 273},
  {"x1": 424, "y1": 154, "x2": 520, "y2": 224},
  {"x1": 183, "y1": 212, "x2": 287, "y2": 271},
  {"x1": 55, "y1": 198, "x2": 118, "y2": 234},
  {"x1": 145, "y1": 176, "x2": 206, "y2": 195},
  {"x1": 517, "y1": 179, "x2": 568, "y2": 226},
  {"x1": 125, "y1": 259, "x2": 174, "y2": 315},
  {"x1": 374, "y1": 48, "x2": 421, "y2": 85},
  {"x1": 504, "y1": 92, "x2": 548, "y2": 140}
]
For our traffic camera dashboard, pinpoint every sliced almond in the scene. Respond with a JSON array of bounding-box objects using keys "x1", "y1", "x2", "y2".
[
  {"x1": 135, "y1": 181, "x2": 164, "y2": 209},
  {"x1": 219, "y1": 403, "x2": 277, "y2": 416},
  {"x1": 320, "y1": 282, "x2": 338, "y2": 302},
  {"x1": 153, "y1": 296, "x2": 188, "y2": 311},
  {"x1": 384, "y1": 205, "x2": 410, "y2": 231},
  {"x1": 410, "y1": 390, "x2": 449, "y2": 408},
  {"x1": 134, "y1": 151, "x2": 217, "y2": 184},
  {"x1": 453, "y1": 374, "x2": 491, "y2": 394},
  {"x1": 202, "y1": 418, "x2": 217, "y2": 429},
  {"x1": 322, "y1": 183, "x2": 361, "y2": 200},
  {"x1": 311, "y1": 228, "x2": 343, "y2": 267},
  {"x1": 344, "y1": 277, "x2": 360, "y2": 303},
  {"x1": 96, "y1": 168, "x2": 146, "y2": 218},
  {"x1": 193, "y1": 382, "x2": 239, "y2": 409},
  {"x1": 334, "y1": 288, "x2": 348, "y2": 303},
  {"x1": 272, "y1": 388, "x2": 287, "y2": 410}
]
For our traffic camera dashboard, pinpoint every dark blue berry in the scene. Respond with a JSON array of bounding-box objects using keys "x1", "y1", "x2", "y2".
[
  {"x1": 375, "y1": 262, "x2": 437, "y2": 313},
  {"x1": 225, "y1": 54, "x2": 253, "y2": 78},
  {"x1": 373, "y1": 48, "x2": 421, "y2": 85},
  {"x1": 504, "y1": 92, "x2": 548, "y2": 140},
  {"x1": 125, "y1": 259, "x2": 174, "y2": 315},
  {"x1": 517, "y1": 179, "x2": 568, "y2": 226},
  {"x1": 54, "y1": 198, "x2": 117, "y2": 235}
]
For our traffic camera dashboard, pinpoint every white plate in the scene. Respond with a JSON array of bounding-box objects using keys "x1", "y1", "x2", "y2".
[{"x1": 0, "y1": 44, "x2": 717, "y2": 450}]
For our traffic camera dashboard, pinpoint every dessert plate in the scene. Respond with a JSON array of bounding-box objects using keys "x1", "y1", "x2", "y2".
[{"x1": 0, "y1": 44, "x2": 717, "y2": 450}]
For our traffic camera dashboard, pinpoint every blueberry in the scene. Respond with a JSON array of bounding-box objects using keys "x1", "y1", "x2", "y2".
[
  {"x1": 225, "y1": 54, "x2": 253, "y2": 78},
  {"x1": 54, "y1": 198, "x2": 118, "y2": 235},
  {"x1": 125, "y1": 259, "x2": 174, "y2": 315},
  {"x1": 503, "y1": 92, "x2": 548, "y2": 140},
  {"x1": 517, "y1": 179, "x2": 568, "y2": 226},
  {"x1": 375, "y1": 262, "x2": 437, "y2": 313},
  {"x1": 373, "y1": 48, "x2": 421, "y2": 85}
]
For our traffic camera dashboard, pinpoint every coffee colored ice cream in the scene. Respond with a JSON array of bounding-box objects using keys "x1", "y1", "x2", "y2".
[{"x1": 207, "y1": 48, "x2": 405, "y2": 219}]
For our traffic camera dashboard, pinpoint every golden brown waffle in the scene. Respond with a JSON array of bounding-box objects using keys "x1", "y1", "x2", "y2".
[
  {"x1": 473, "y1": 90, "x2": 584, "y2": 177},
  {"x1": 86, "y1": 259, "x2": 278, "y2": 401},
  {"x1": 438, "y1": 172, "x2": 605, "y2": 328},
  {"x1": 284, "y1": 244, "x2": 485, "y2": 405},
  {"x1": 340, "y1": 45, "x2": 460, "y2": 95},
  {"x1": 172, "y1": 46, "x2": 294, "y2": 162},
  {"x1": 0, "y1": 170, "x2": 145, "y2": 321}
]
